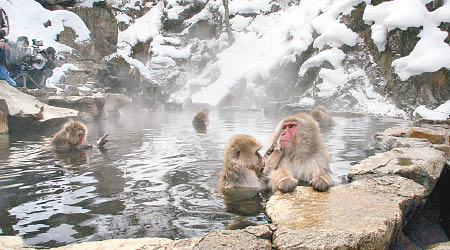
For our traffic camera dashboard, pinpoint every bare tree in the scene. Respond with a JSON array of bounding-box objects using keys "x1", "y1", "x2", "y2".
[{"x1": 222, "y1": 0, "x2": 233, "y2": 42}]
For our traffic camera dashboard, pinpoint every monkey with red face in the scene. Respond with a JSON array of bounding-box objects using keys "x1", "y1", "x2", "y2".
[
  {"x1": 264, "y1": 113, "x2": 332, "y2": 192},
  {"x1": 50, "y1": 120, "x2": 108, "y2": 150}
]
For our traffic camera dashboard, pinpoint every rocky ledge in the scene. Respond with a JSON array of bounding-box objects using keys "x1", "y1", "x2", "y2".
[{"x1": 1, "y1": 120, "x2": 450, "y2": 249}]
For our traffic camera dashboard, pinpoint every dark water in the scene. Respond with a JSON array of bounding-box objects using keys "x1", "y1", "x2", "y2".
[{"x1": 0, "y1": 108, "x2": 412, "y2": 247}]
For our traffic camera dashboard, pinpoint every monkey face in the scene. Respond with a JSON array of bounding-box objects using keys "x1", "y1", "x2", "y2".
[
  {"x1": 278, "y1": 121, "x2": 298, "y2": 148},
  {"x1": 66, "y1": 121, "x2": 87, "y2": 145}
]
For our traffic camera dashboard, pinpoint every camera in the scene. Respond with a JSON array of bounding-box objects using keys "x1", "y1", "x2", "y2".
[{"x1": 32, "y1": 39, "x2": 43, "y2": 47}]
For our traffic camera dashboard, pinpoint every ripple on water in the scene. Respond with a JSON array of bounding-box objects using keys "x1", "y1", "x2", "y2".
[{"x1": 0, "y1": 110, "x2": 412, "y2": 247}]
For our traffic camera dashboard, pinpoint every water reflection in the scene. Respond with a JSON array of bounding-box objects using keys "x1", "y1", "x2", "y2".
[{"x1": 0, "y1": 108, "x2": 412, "y2": 247}]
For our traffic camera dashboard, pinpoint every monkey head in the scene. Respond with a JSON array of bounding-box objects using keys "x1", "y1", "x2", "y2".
[
  {"x1": 65, "y1": 120, "x2": 87, "y2": 145},
  {"x1": 273, "y1": 113, "x2": 320, "y2": 158},
  {"x1": 224, "y1": 134, "x2": 263, "y2": 172}
]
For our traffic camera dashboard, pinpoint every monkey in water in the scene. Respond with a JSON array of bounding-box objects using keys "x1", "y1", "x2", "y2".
[
  {"x1": 310, "y1": 106, "x2": 335, "y2": 129},
  {"x1": 220, "y1": 134, "x2": 264, "y2": 193},
  {"x1": 263, "y1": 113, "x2": 332, "y2": 192},
  {"x1": 50, "y1": 120, "x2": 108, "y2": 150},
  {"x1": 192, "y1": 108, "x2": 209, "y2": 132}
]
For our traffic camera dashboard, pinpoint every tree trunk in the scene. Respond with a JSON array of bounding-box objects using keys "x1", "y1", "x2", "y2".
[{"x1": 222, "y1": 0, "x2": 233, "y2": 42}]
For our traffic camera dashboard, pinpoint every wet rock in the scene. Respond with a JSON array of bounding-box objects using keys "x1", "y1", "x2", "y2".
[
  {"x1": 48, "y1": 96, "x2": 105, "y2": 122},
  {"x1": 374, "y1": 135, "x2": 432, "y2": 152},
  {"x1": 0, "y1": 99, "x2": 8, "y2": 134},
  {"x1": 49, "y1": 225, "x2": 272, "y2": 250},
  {"x1": 194, "y1": 225, "x2": 272, "y2": 250},
  {"x1": 427, "y1": 241, "x2": 450, "y2": 250},
  {"x1": 348, "y1": 147, "x2": 446, "y2": 194},
  {"x1": 408, "y1": 127, "x2": 450, "y2": 144},
  {"x1": 104, "y1": 93, "x2": 129, "y2": 117},
  {"x1": 266, "y1": 175, "x2": 426, "y2": 250},
  {"x1": 375, "y1": 126, "x2": 450, "y2": 145},
  {"x1": 0, "y1": 236, "x2": 33, "y2": 250},
  {"x1": 0, "y1": 80, "x2": 78, "y2": 132}
]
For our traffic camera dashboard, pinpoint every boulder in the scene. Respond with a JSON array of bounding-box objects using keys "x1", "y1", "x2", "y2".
[
  {"x1": 427, "y1": 241, "x2": 450, "y2": 250},
  {"x1": 49, "y1": 225, "x2": 272, "y2": 250},
  {"x1": 374, "y1": 135, "x2": 432, "y2": 152},
  {"x1": 348, "y1": 147, "x2": 446, "y2": 194},
  {"x1": 266, "y1": 176, "x2": 426, "y2": 250},
  {"x1": 0, "y1": 80, "x2": 78, "y2": 132},
  {"x1": 48, "y1": 96, "x2": 105, "y2": 122},
  {"x1": 0, "y1": 236, "x2": 33, "y2": 250},
  {"x1": 104, "y1": 93, "x2": 129, "y2": 117}
]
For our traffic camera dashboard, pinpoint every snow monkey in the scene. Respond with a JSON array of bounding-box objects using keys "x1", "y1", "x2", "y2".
[
  {"x1": 192, "y1": 107, "x2": 209, "y2": 132},
  {"x1": 220, "y1": 134, "x2": 264, "y2": 192},
  {"x1": 310, "y1": 106, "x2": 335, "y2": 129},
  {"x1": 264, "y1": 113, "x2": 332, "y2": 192},
  {"x1": 50, "y1": 120, "x2": 108, "y2": 150},
  {"x1": 128, "y1": 66, "x2": 142, "y2": 83}
]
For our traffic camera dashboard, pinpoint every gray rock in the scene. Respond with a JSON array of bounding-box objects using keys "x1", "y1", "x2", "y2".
[
  {"x1": 48, "y1": 95, "x2": 105, "y2": 122},
  {"x1": 427, "y1": 241, "x2": 450, "y2": 250},
  {"x1": 348, "y1": 147, "x2": 446, "y2": 194},
  {"x1": 0, "y1": 80, "x2": 78, "y2": 132},
  {"x1": 266, "y1": 176, "x2": 426, "y2": 250},
  {"x1": 0, "y1": 236, "x2": 33, "y2": 250},
  {"x1": 374, "y1": 135, "x2": 432, "y2": 152}
]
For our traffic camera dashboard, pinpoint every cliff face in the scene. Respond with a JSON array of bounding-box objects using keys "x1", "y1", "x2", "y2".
[{"x1": 47, "y1": 0, "x2": 449, "y2": 118}]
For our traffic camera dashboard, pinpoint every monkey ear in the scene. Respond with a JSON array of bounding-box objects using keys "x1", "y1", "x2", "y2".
[{"x1": 233, "y1": 150, "x2": 240, "y2": 159}]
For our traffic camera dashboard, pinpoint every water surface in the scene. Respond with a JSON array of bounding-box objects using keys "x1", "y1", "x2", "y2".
[{"x1": 0, "y1": 108, "x2": 412, "y2": 247}]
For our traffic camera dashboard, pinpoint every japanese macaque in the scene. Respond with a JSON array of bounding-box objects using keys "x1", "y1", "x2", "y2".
[
  {"x1": 217, "y1": 93, "x2": 236, "y2": 108},
  {"x1": 128, "y1": 66, "x2": 142, "y2": 83},
  {"x1": 264, "y1": 113, "x2": 332, "y2": 192},
  {"x1": 310, "y1": 106, "x2": 335, "y2": 129},
  {"x1": 192, "y1": 108, "x2": 209, "y2": 132},
  {"x1": 220, "y1": 135, "x2": 264, "y2": 192},
  {"x1": 50, "y1": 120, "x2": 108, "y2": 150}
]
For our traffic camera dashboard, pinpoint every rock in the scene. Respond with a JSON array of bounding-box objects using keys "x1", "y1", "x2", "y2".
[
  {"x1": 348, "y1": 147, "x2": 446, "y2": 194},
  {"x1": 408, "y1": 127, "x2": 450, "y2": 144},
  {"x1": 0, "y1": 99, "x2": 8, "y2": 134},
  {"x1": 48, "y1": 96, "x2": 105, "y2": 122},
  {"x1": 266, "y1": 176, "x2": 426, "y2": 250},
  {"x1": 0, "y1": 236, "x2": 33, "y2": 250},
  {"x1": 263, "y1": 102, "x2": 286, "y2": 115},
  {"x1": 49, "y1": 225, "x2": 272, "y2": 250},
  {"x1": 427, "y1": 241, "x2": 450, "y2": 250},
  {"x1": 104, "y1": 93, "x2": 129, "y2": 115},
  {"x1": 374, "y1": 135, "x2": 432, "y2": 152},
  {"x1": 0, "y1": 80, "x2": 78, "y2": 132},
  {"x1": 375, "y1": 126, "x2": 450, "y2": 145}
]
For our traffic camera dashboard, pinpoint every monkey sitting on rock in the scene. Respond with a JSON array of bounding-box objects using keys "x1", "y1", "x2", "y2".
[{"x1": 263, "y1": 113, "x2": 332, "y2": 193}]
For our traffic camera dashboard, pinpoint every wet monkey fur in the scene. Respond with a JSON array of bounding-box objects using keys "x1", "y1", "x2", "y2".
[
  {"x1": 264, "y1": 113, "x2": 332, "y2": 192},
  {"x1": 50, "y1": 120, "x2": 108, "y2": 150},
  {"x1": 192, "y1": 108, "x2": 209, "y2": 132},
  {"x1": 310, "y1": 106, "x2": 335, "y2": 129},
  {"x1": 220, "y1": 134, "x2": 264, "y2": 192}
]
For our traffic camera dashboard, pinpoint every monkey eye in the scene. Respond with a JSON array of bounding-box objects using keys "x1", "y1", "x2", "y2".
[{"x1": 288, "y1": 124, "x2": 295, "y2": 128}]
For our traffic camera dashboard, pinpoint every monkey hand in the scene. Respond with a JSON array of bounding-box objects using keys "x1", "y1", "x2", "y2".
[
  {"x1": 278, "y1": 177, "x2": 298, "y2": 193},
  {"x1": 96, "y1": 133, "x2": 108, "y2": 148},
  {"x1": 309, "y1": 174, "x2": 331, "y2": 192},
  {"x1": 78, "y1": 143, "x2": 93, "y2": 150},
  {"x1": 265, "y1": 147, "x2": 284, "y2": 170}
]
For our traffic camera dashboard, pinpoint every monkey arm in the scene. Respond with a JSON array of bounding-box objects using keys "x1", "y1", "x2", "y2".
[{"x1": 96, "y1": 133, "x2": 108, "y2": 148}]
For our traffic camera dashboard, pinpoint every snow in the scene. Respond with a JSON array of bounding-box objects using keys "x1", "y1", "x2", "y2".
[
  {"x1": 414, "y1": 100, "x2": 450, "y2": 120},
  {"x1": 1, "y1": 0, "x2": 450, "y2": 118}
]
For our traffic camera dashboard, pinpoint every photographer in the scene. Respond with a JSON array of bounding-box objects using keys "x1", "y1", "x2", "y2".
[
  {"x1": 8, "y1": 36, "x2": 31, "y2": 81},
  {"x1": 0, "y1": 7, "x2": 16, "y2": 87},
  {"x1": 30, "y1": 46, "x2": 56, "y2": 88},
  {"x1": 0, "y1": 37, "x2": 17, "y2": 87}
]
